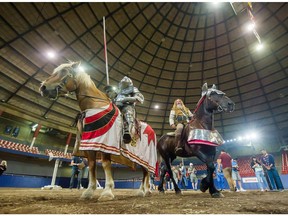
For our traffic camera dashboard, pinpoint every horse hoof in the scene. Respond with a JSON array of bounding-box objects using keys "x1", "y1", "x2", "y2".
[
  {"x1": 98, "y1": 195, "x2": 114, "y2": 201},
  {"x1": 136, "y1": 190, "x2": 145, "y2": 197},
  {"x1": 80, "y1": 189, "x2": 94, "y2": 200},
  {"x1": 175, "y1": 190, "x2": 182, "y2": 195},
  {"x1": 211, "y1": 192, "x2": 224, "y2": 198},
  {"x1": 145, "y1": 190, "x2": 152, "y2": 196},
  {"x1": 80, "y1": 195, "x2": 92, "y2": 200},
  {"x1": 199, "y1": 184, "x2": 208, "y2": 192}
]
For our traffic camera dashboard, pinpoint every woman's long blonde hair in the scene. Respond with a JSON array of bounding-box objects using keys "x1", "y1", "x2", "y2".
[{"x1": 1, "y1": 160, "x2": 7, "y2": 167}]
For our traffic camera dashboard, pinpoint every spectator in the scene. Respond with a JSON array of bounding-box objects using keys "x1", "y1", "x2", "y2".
[
  {"x1": 215, "y1": 160, "x2": 225, "y2": 191},
  {"x1": 69, "y1": 156, "x2": 83, "y2": 189},
  {"x1": 260, "y1": 149, "x2": 284, "y2": 191},
  {"x1": 159, "y1": 161, "x2": 167, "y2": 190},
  {"x1": 218, "y1": 149, "x2": 235, "y2": 191},
  {"x1": 171, "y1": 166, "x2": 179, "y2": 191},
  {"x1": 231, "y1": 158, "x2": 246, "y2": 192},
  {"x1": 165, "y1": 172, "x2": 173, "y2": 190},
  {"x1": 179, "y1": 162, "x2": 188, "y2": 190},
  {"x1": 250, "y1": 156, "x2": 269, "y2": 191},
  {"x1": 0, "y1": 160, "x2": 7, "y2": 176},
  {"x1": 77, "y1": 158, "x2": 88, "y2": 189},
  {"x1": 187, "y1": 163, "x2": 198, "y2": 190},
  {"x1": 149, "y1": 173, "x2": 155, "y2": 191}
]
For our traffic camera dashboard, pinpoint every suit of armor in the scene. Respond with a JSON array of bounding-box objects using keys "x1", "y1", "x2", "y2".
[{"x1": 114, "y1": 76, "x2": 144, "y2": 143}]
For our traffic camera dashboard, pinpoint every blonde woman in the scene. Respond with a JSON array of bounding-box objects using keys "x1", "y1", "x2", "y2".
[
  {"x1": 0, "y1": 160, "x2": 7, "y2": 176},
  {"x1": 169, "y1": 99, "x2": 193, "y2": 154}
]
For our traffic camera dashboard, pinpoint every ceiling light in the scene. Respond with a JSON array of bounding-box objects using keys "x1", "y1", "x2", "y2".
[
  {"x1": 246, "y1": 23, "x2": 255, "y2": 31},
  {"x1": 46, "y1": 51, "x2": 56, "y2": 59},
  {"x1": 256, "y1": 43, "x2": 264, "y2": 50},
  {"x1": 154, "y1": 105, "x2": 159, "y2": 109}
]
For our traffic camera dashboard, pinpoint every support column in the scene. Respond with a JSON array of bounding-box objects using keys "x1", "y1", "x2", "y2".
[
  {"x1": 51, "y1": 159, "x2": 60, "y2": 187},
  {"x1": 30, "y1": 124, "x2": 42, "y2": 149}
]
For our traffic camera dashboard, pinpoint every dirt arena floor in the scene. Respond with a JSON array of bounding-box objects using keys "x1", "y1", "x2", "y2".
[{"x1": 0, "y1": 188, "x2": 287, "y2": 214}]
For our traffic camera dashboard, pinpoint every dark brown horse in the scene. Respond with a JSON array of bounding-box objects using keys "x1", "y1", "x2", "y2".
[{"x1": 157, "y1": 83, "x2": 235, "y2": 198}]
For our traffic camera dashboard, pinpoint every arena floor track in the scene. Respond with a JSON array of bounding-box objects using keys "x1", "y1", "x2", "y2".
[{"x1": 0, "y1": 188, "x2": 287, "y2": 214}]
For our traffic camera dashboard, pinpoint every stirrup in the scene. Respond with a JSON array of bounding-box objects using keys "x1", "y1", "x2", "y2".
[{"x1": 130, "y1": 136, "x2": 137, "y2": 147}]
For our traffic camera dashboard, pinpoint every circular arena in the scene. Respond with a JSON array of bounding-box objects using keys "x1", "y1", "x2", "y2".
[{"x1": 0, "y1": 2, "x2": 288, "y2": 214}]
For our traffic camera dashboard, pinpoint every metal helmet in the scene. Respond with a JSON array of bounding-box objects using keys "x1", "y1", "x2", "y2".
[{"x1": 119, "y1": 76, "x2": 133, "y2": 90}]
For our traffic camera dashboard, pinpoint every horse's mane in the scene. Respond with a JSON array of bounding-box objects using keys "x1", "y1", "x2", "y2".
[{"x1": 53, "y1": 62, "x2": 94, "y2": 88}]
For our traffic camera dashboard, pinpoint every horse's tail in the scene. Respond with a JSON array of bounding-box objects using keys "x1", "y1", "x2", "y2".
[{"x1": 155, "y1": 135, "x2": 167, "y2": 177}]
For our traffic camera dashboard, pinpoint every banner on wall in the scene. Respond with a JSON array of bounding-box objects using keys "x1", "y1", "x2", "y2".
[{"x1": 242, "y1": 177, "x2": 258, "y2": 183}]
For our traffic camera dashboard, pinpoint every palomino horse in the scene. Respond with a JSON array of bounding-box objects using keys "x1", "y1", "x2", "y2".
[
  {"x1": 39, "y1": 61, "x2": 157, "y2": 200},
  {"x1": 157, "y1": 83, "x2": 235, "y2": 198}
]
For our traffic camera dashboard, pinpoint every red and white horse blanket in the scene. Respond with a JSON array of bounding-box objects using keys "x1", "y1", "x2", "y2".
[{"x1": 79, "y1": 103, "x2": 157, "y2": 173}]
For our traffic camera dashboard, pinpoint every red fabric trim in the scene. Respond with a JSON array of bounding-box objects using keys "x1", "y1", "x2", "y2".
[
  {"x1": 84, "y1": 103, "x2": 113, "y2": 124},
  {"x1": 188, "y1": 139, "x2": 220, "y2": 147},
  {"x1": 80, "y1": 142, "x2": 120, "y2": 153},
  {"x1": 82, "y1": 104, "x2": 119, "y2": 139},
  {"x1": 193, "y1": 95, "x2": 206, "y2": 114}
]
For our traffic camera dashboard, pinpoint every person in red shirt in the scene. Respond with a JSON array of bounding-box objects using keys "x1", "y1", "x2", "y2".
[{"x1": 217, "y1": 150, "x2": 235, "y2": 191}]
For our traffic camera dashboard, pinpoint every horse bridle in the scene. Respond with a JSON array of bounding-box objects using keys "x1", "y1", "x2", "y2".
[
  {"x1": 206, "y1": 89, "x2": 226, "y2": 113},
  {"x1": 57, "y1": 69, "x2": 78, "y2": 94},
  {"x1": 56, "y1": 68, "x2": 107, "y2": 103},
  {"x1": 194, "y1": 89, "x2": 226, "y2": 114}
]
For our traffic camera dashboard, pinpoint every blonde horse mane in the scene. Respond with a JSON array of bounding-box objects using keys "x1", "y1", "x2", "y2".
[{"x1": 53, "y1": 61, "x2": 94, "y2": 88}]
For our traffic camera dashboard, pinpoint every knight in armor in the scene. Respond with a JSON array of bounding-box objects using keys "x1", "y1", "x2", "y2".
[
  {"x1": 111, "y1": 76, "x2": 144, "y2": 143},
  {"x1": 169, "y1": 99, "x2": 193, "y2": 154}
]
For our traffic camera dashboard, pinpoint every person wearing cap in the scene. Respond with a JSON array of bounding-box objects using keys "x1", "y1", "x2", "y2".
[{"x1": 187, "y1": 162, "x2": 198, "y2": 190}]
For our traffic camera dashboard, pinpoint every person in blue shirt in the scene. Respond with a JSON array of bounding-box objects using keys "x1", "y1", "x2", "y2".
[
  {"x1": 260, "y1": 149, "x2": 284, "y2": 191},
  {"x1": 232, "y1": 158, "x2": 246, "y2": 192},
  {"x1": 179, "y1": 162, "x2": 188, "y2": 190},
  {"x1": 69, "y1": 156, "x2": 83, "y2": 189},
  {"x1": 215, "y1": 160, "x2": 225, "y2": 191}
]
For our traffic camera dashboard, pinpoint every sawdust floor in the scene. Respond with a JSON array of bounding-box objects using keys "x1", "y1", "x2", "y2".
[{"x1": 0, "y1": 188, "x2": 287, "y2": 214}]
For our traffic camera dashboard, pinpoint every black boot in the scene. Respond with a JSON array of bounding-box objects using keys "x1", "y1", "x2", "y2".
[{"x1": 174, "y1": 135, "x2": 183, "y2": 154}]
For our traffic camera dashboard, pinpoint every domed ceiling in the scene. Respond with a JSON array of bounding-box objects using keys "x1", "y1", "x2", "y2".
[{"x1": 0, "y1": 2, "x2": 287, "y2": 150}]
